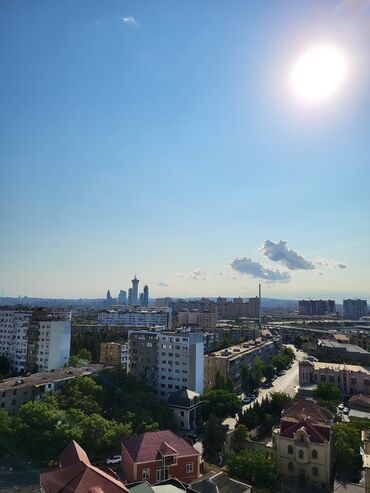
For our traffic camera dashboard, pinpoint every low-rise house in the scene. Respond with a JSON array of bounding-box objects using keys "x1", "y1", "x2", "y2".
[
  {"x1": 167, "y1": 389, "x2": 201, "y2": 431},
  {"x1": 316, "y1": 339, "x2": 370, "y2": 365},
  {"x1": 349, "y1": 394, "x2": 370, "y2": 421},
  {"x1": 121, "y1": 430, "x2": 200, "y2": 485},
  {"x1": 40, "y1": 441, "x2": 130, "y2": 493},
  {"x1": 272, "y1": 399, "x2": 333, "y2": 490}
]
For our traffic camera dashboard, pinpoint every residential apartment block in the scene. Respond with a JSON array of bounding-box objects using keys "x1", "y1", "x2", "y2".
[
  {"x1": 0, "y1": 308, "x2": 71, "y2": 374},
  {"x1": 298, "y1": 300, "x2": 336, "y2": 316},
  {"x1": 0, "y1": 364, "x2": 108, "y2": 414},
  {"x1": 157, "y1": 328, "x2": 204, "y2": 398},
  {"x1": 204, "y1": 336, "x2": 282, "y2": 391},
  {"x1": 127, "y1": 328, "x2": 161, "y2": 388},
  {"x1": 98, "y1": 307, "x2": 172, "y2": 329},
  {"x1": 99, "y1": 342, "x2": 128, "y2": 369},
  {"x1": 343, "y1": 299, "x2": 368, "y2": 320},
  {"x1": 177, "y1": 309, "x2": 217, "y2": 331}
]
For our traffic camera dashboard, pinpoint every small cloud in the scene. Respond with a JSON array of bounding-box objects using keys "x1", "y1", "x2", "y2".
[
  {"x1": 260, "y1": 240, "x2": 315, "y2": 271},
  {"x1": 315, "y1": 258, "x2": 347, "y2": 270},
  {"x1": 178, "y1": 269, "x2": 208, "y2": 281},
  {"x1": 157, "y1": 282, "x2": 170, "y2": 287},
  {"x1": 230, "y1": 257, "x2": 290, "y2": 283},
  {"x1": 122, "y1": 16, "x2": 140, "y2": 27}
]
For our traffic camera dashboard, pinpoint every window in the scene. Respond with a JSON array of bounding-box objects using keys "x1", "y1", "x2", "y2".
[
  {"x1": 156, "y1": 468, "x2": 161, "y2": 482},
  {"x1": 288, "y1": 462, "x2": 294, "y2": 471},
  {"x1": 300, "y1": 434, "x2": 304, "y2": 443},
  {"x1": 180, "y1": 411, "x2": 184, "y2": 416},
  {"x1": 298, "y1": 450, "x2": 304, "y2": 459},
  {"x1": 288, "y1": 445, "x2": 293, "y2": 454},
  {"x1": 312, "y1": 466, "x2": 319, "y2": 477},
  {"x1": 186, "y1": 463, "x2": 193, "y2": 473},
  {"x1": 142, "y1": 469, "x2": 150, "y2": 480},
  {"x1": 312, "y1": 449, "x2": 318, "y2": 460}
]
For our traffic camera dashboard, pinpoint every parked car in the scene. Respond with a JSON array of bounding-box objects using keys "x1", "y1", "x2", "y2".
[
  {"x1": 343, "y1": 407, "x2": 349, "y2": 415},
  {"x1": 106, "y1": 455, "x2": 121, "y2": 465},
  {"x1": 338, "y1": 403, "x2": 344, "y2": 411},
  {"x1": 242, "y1": 397, "x2": 252, "y2": 404}
]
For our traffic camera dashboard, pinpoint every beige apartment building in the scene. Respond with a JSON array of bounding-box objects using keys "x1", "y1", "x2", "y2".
[
  {"x1": 204, "y1": 336, "x2": 282, "y2": 391},
  {"x1": 272, "y1": 400, "x2": 333, "y2": 491},
  {"x1": 99, "y1": 341, "x2": 128, "y2": 369}
]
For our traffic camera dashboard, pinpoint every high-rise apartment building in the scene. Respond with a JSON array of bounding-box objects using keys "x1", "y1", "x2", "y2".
[
  {"x1": 157, "y1": 328, "x2": 204, "y2": 399},
  {"x1": 127, "y1": 328, "x2": 162, "y2": 388},
  {"x1": 177, "y1": 309, "x2": 217, "y2": 330},
  {"x1": 141, "y1": 285, "x2": 149, "y2": 307},
  {"x1": 343, "y1": 299, "x2": 368, "y2": 320},
  {"x1": 298, "y1": 300, "x2": 336, "y2": 316},
  {"x1": 0, "y1": 308, "x2": 71, "y2": 374}
]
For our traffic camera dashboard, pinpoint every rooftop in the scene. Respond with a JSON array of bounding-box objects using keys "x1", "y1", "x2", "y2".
[
  {"x1": 0, "y1": 364, "x2": 110, "y2": 392},
  {"x1": 191, "y1": 471, "x2": 251, "y2": 493},
  {"x1": 122, "y1": 430, "x2": 199, "y2": 463},
  {"x1": 318, "y1": 339, "x2": 370, "y2": 354},
  {"x1": 206, "y1": 337, "x2": 279, "y2": 360},
  {"x1": 301, "y1": 360, "x2": 370, "y2": 375}
]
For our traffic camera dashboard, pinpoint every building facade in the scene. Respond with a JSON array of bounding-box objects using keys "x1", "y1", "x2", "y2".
[
  {"x1": 272, "y1": 400, "x2": 333, "y2": 490},
  {"x1": 157, "y1": 328, "x2": 204, "y2": 398},
  {"x1": 204, "y1": 336, "x2": 282, "y2": 391},
  {"x1": 298, "y1": 300, "x2": 336, "y2": 316},
  {"x1": 127, "y1": 328, "x2": 162, "y2": 387},
  {"x1": 177, "y1": 310, "x2": 217, "y2": 331},
  {"x1": 299, "y1": 360, "x2": 370, "y2": 396},
  {"x1": 100, "y1": 342, "x2": 128, "y2": 369},
  {"x1": 97, "y1": 307, "x2": 172, "y2": 329},
  {"x1": 343, "y1": 299, "x2": 368, "y2": 320},
  {"x1": 121, "y1": 430, "x2": 200, "y2": 484},
  {"x1": 316, "y1": 339, "x2": 370, "y2": 365},
  {"x1": 167, "y1": 388, "x2": 201, "y2": 431}
]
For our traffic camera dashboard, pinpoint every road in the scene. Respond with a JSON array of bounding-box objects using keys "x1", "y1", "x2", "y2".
[{"x1": 223, "y1": 346, "x2": 307, "y2": 431}]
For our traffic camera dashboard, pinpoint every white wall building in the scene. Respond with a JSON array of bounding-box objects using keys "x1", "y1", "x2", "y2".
[
  {"x1": 157, "y1": 327, "x2": 204, "y2": 399},
  {"x1": 98, "y1": 307, "x2": 172, "y2": 329},
  {"x1": 0, "y1": 308, "x2": 71, "y2": 374}
]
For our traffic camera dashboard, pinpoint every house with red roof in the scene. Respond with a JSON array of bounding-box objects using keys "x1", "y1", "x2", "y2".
[
  {"x1": 40, "y1": 441, "x2": 130, "y2": 493},
  {"x1": 272, "y1": 399, "x2": 333, "y2": 490},
  {"x1": 121, "y1": 430, "x2": 200, "y2": 485}
]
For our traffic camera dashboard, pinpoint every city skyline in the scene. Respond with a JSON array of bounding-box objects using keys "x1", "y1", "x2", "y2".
[{"x1": 1, "y1": 1, "x2": 369, "y2": 299}]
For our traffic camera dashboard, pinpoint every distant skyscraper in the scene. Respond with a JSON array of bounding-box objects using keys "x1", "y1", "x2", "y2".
[
  {"x1": 105, "y1": 289, "x2": 114, "y2": 307},
  {"x1": 343, "y1": 299, "x2": 368, "y2": 320},
  {"x1": 141, "y1": 285, "x2": 149, "y2": 307},
  {"x1": 128, "y1": 288, "x2": 133, "y2": 306},
  {"x1": 131, "y1": 275, "x2": 139, "y2": 305},
  {"x1": 118, "y1": 290, "x2": 127, "y2": 305}
]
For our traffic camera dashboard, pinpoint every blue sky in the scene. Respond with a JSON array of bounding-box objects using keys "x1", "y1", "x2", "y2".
[{"x1": 1, "y1": 0, "x2": 369, "y2": 301}]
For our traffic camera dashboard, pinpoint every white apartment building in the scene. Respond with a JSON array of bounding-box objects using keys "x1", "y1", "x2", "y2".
[
  {"x1": 0, "y1": 310, "x2": 32, "y2": 373},
  {"x1": 0, "y1": 308, "x2": 71, "y2": 374},
  {"x1": 157, "y1": 328, "x2": 204, "y2": 399},
  {"x1": 98, "y1": 307, "x2": 172, "y2": 329}
]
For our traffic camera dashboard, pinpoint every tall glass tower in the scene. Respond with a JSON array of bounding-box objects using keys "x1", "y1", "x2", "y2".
[{"x1": 131, "y1": 275, "x2": 139, "y2": 305}]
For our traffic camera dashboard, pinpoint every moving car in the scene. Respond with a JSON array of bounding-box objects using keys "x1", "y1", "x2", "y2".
[{"x1": 106, "y1": 455, "x2": 121, "y2": 465}]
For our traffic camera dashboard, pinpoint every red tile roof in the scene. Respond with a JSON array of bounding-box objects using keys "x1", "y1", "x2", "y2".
[
  {"x1": 280, "y1": 418, "x2": 331, "y2": 444},
  {"x1": 59, "y1": 441, "x2": 91, "y2": 468},
  {"x1": 122, "y1": 431, "x2": 199, "y2": 463},
  {"x1": 282, "y1": 399, "x2": 333, "y2": 423},
  {"x1": 40, "y1": 442, "x2": 130, "y2": 493}
]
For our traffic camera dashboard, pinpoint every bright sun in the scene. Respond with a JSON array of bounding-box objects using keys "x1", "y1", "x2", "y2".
[{"x1": 290, "y1": 44, "x2": 347, "y2": 104}]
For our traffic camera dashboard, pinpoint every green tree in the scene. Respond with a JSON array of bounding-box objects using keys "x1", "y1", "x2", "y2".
[
  {"x1": 252, "y1": 356, "x2": 265, "y2": 384},
  {"x1": 314, "y1": 382, "x2": 341, "y2": 412},
  {"x1": 59, "y1": 376, "x2": 104, "y2": 415},
  {"x1": 77, "y1": 348, "x2": 92, "y2": 362},
  {"x1": 283, "y1": 346, "x2": 295, "y2": 363},
  {"x1": 67, "y1": 355, "x2": 81, "y2": 366},
  {"x1": 214, "y1": 372, "x2": 234, "y2": 392},
  {"x1": 232, "y1": 424, "x2": 248, "y2": 451},
  {"x1": 227, "y1": 449, "x2": 280, "y2": 492},
  {"x1": 332, "y1": 420, "x2": 370, "y2": 477},
  {"x1": 0, "y1": 409, "x2": 12, "y2": 456},
  {"x1": 263, "y1": 364, "x2": 276, "y2": 382},
  {"x1": 203, "y1": 414, "x2": 226, "y2": 464},
  {"x1": 14, "y1": 401, "x2": 82, "y2": 464},
  {"x1": 202, "y1": 389, "x2": 242, "y2": 421}
]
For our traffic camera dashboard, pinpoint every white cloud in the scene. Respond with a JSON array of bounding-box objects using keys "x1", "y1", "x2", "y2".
[
  {"x1": 178, "y1": 269, "x2": 208, "y2": 281},
  {"x1": 157, "y1": 281, "x2": 170, "y2": 287},
  {"x1": 315, "y1": 258, "x2": 347, "y2": 270},
  {"x1": 230, "y1": 257, "x2": 290, "y2": 283},
  {"x1": 260, "y1": 240, "x2": 315, "y2": 270},
  {"x1": 121, "y1": 16, "x2": 140, "y2": 27}
]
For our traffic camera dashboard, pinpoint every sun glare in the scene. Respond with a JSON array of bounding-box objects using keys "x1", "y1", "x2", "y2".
[{"x1": 290, "y1": 44, "x2": 347, "y2": 104}]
